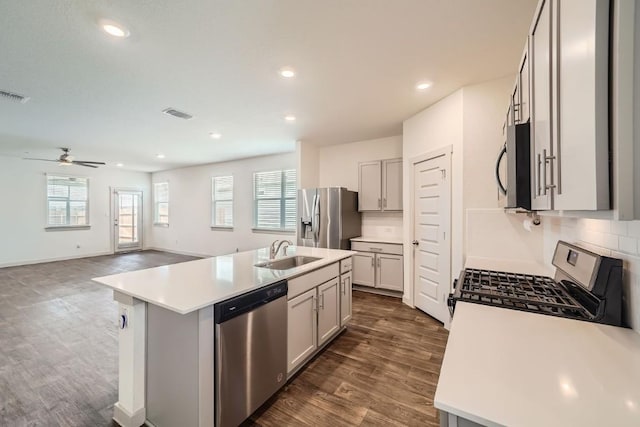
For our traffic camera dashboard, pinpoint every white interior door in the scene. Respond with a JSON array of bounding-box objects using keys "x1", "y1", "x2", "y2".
[
  {"x1": 413, "y1": 152, "x2": 451, "y2": 324},
  {"x1": 114, "y1": 189, "x2": 143, "y2": 253}
]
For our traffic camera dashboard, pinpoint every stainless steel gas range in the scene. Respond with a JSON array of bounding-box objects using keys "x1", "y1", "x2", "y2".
[{"x1": 449, "y1": 241, "x2": 625, "y2": 327}]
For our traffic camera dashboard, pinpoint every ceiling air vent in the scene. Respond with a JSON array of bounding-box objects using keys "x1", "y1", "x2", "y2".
[
  {"x1": 162, "y1": 108, "x2": 193, "y2": 120},
  {"x1": 0, "y1": 90, "x2": 30, "y2": 104}
]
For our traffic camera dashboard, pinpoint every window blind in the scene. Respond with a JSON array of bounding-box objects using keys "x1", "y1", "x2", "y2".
[
  {"x1": 46, "y1": 175, "x2": 89, "y2": 226},
  {"x1": 253, "y1": 169, "x2": 297, "y2": 231},
  {"x1": 212, "y1": 175, "x2": 233, "y2": 227},
  {"x1": 154, "y1": 182, "x2": 169, "y2": 225}
]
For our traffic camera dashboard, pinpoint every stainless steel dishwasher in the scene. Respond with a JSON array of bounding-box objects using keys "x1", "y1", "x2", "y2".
[{"x1": 214, "y1": 280, "x2": 288, "y2": 427}]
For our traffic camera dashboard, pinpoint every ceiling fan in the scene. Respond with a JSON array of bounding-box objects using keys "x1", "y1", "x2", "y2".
[{"x1": 24, "y1": 148, "x2": 106, "y2": 168}]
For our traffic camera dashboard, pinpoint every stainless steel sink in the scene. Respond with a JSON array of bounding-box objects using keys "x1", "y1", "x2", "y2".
[{"x1": 255, "y1": 256, "x2": 322, "y2": 270}]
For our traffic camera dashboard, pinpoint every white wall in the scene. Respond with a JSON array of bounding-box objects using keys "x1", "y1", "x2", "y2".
[
  {"x1": 543, "y1": 217, "x2": 640, "y2": 334},
  {"x1": 318, "y1": 135, "x2": 403, "y2": 239},
  {"x1": 296, "y1": 141, "x2": 319, "y2": 189},
  {"x1": 0, "y1": 155, "x2": 152, "y2": 267},
  {"x1": 149, "y1": 152, "x2": 296, "y2": 257},
  {"x1": 403, "y1": 89, "x2": 464, "y2": 306}
]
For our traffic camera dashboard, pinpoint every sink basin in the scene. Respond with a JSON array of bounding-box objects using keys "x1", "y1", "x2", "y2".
[{"x1": 255, "y1": 256, "x2": 322, "y2": 270}]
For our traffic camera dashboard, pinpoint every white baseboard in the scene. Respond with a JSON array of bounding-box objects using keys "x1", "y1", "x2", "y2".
[
  {"x1": 144, "y1": 246, "x2": 211, "y2": 259},
  {"x1": 0, "y1": 250, "x2": 113, "y2": 269}
]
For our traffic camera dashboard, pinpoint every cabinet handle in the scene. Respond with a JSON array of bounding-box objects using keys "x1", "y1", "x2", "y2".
[
  {"x1": 537, "y1": 153, "x2": 542, "y2": 196},
  {"x1": 370, "y1": 257, "x2": 375, "y2": 267},
  {"x1": 319, "y1": 293, "x2": 325, "y2": 310},
  {"x1": 342, "y1": 280, "x2": 346, "y2": 295},
  {"x1": 383, "y1": 198, "x2": 387, "y2": 208},
  {"x1": 377, "y1": 198, "x2": 381, "y2": 208},
  {"x1": 377, "y1": 257, "x2": 381, "y2": 267},
  {"x1": 312, "y1": 295, "x2": 318, "y2": 312},
  {"x1": 543, "y1": 148, "x2": 556, "y2": 194},
  {"x1": 369, "y1": 247, "x2": 383, "y2": 252}
]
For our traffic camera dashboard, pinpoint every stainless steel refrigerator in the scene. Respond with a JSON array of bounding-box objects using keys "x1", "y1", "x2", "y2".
[{"x1": 297, "y1": 187, "x2": 361, "y2": 249}]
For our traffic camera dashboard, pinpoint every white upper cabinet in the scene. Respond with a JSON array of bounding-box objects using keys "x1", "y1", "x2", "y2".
[
  {"x1": 358, "y1": 158, "x2": 403, "y2": 212},
  {"x1": 527, "y1": 0, "x2": 610, "y2": 211},
  {"x1": 358, "y1": 161, "x2": 382, "y2": 211},
  {"x1": 519, "y1": 49, "x2": 530, "y2": 124},
  {"x1": 383, "y1": 159, "x2": 403, "y2": 210},
  {"x1": 530, "y1": 0, "x2": 553, "y2": 210},
  {"x1": 553, "y1": 0, "x2": 610, "y2": 210}
]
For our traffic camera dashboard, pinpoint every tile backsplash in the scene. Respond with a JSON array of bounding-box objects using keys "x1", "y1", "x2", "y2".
[
  {"x1": 543, "y1": 217, "x2": 640, "y2": 334},
  {"x1": 361, "y1": 212, "x2": 403, "y2": 239}
]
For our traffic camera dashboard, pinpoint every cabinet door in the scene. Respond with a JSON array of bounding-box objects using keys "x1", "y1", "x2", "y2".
[
  {"x1": 376, "y1": 254, "x2": 403, "y2": 291},
  {"x1": 358, "y1": 161, "x2": 382, "y2": 211},
  {"x1": 352, "y1": 252, "x2": 375, "y2": 287},
  {"x1": 317, "y1": 278, "x2": 340, "y2": 346},
  {"x1": 287, "y1": 288, "x2": 317, "y2": 374},
  {"x1": 340, "y1": 271, "x2": 352, "y2": 327},
  {"x1": 553, "y1": 0, "x2": 610, "y2": 210},
  {"x1": 519, "y1": 48, "x2": 530, "y2": 123},
  {"x1": 530, "y1": 0, "x2": 553, "y2": 210},
  {"x1": 382, "y1": 158, "x2": 403, "y2": 211}
]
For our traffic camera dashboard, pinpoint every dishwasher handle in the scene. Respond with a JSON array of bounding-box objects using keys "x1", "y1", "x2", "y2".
[{"x1": 215, "y1": 280, "x2": 288, "y2": 324}]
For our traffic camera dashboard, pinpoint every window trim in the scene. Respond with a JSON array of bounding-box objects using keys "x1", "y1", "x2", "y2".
[
  {"x1": 153, "y1": 182, "x2": 170, "y2": 226},
  {"x1": 252, "y1": 169, "x2": 297, "y2": 232},
  {"x1": 211, "y1": 175, "x2": 234, "y2": 228},
  {"x1": 45, "y1": 174, "x2": 91, "y2": 230}
]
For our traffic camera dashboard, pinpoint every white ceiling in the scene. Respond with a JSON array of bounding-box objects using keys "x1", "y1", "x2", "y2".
[{"x1": 0, "y1": 0, "x2": 537, "y2": 172}]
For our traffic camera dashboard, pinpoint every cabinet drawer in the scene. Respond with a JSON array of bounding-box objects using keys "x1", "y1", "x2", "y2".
[
  {"x1": 340, "y1": 257, "x2": 352, "y2": 274},
  {"x1": 350, "y1": 241, "x2": 403, "y2": 255},
  {"x1": 288, "y1": 262, "x2": 339, "y2": 300}
]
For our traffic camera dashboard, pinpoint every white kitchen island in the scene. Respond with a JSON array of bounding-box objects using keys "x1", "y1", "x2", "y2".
[
  {"x1": 93, "y1": 246, "x2": 354, "y2": 427},
  {"x1": 435, "y1": 302, "x2": 640, "y2": 427}
]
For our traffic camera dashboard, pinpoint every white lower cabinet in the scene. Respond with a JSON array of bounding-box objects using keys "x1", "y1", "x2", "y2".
[
  {"x1": 351, "y1": 241, "x2": 403, "y2": 293},
  {"x1": 317, "y1": 278, "x2": 340, "y2": 346},
  {"x1": 287, "y1": 258, "x2": 353, "y2": 376},
  {"x1": 352, "y1": 252, "x2": 375, "y2": 286},
  {"x1": 287, "y1": 288, "x2": 317, "y2": 373},
  {"x1": 377, "y1": 254, "x2": 403, "y2": 291},
  {"x1": 340, "y1": 270, "x2": 352, "y2": 326}
]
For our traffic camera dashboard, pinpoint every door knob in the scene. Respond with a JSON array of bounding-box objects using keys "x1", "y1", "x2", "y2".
[{"x1": 412, "y1": 240, "x2": 419, "y2": 246}]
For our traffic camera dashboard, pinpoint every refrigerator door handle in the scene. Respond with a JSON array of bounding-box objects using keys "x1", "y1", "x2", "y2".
[{"x1": 312, "y1": 194, "x2": 320, "y2": 245}]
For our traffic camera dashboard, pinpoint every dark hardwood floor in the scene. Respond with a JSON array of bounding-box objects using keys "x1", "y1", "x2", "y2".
[
  {"x1": 0, "y1": 251, "x2": 198, "y2": 426},
  {"x1": 0, "y1": 252, "x2": 449, "y2": 427},
  {"x1": 249, "y1": 291, "x2": 449, "y2": 427}
]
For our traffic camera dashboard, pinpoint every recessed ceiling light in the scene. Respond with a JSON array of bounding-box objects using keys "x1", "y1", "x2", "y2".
[
  {"x1": 416, "y1": 82, "x2": 432, "y2": 91},
  {"x1": 280, "y1": 68, "x2": 296, "y2": 78},
  {"x1": 99, "y1": 20, "x2": 130, "y2": 38},
  {"x1": 116, "y1": 163, "x2": 124, "y2": 167},
  {"x1": 284, "y1": 115, "x2": 296, "y2": 122},
  {"x1": 209, "y1": 132, "x2": 222, "y2": 139},
  {"x1": 156, "y1": 153, "x2": 165, "y2": 159}
]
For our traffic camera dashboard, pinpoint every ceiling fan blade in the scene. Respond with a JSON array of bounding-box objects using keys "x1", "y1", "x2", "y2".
[
  {"x1": 23, "y1": 158, "x2": 60, "y2": 162},
  {"x1": 72, "y1": 160, "x2": 106, "y2": 165},
  {"x1": 73, "y1": 162, "x2": 99, "y2": 168}
]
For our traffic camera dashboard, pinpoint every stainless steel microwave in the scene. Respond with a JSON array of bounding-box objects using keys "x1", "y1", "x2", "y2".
[{"x1": 496, "y1": 122, "x2": 531, "y2": 210}]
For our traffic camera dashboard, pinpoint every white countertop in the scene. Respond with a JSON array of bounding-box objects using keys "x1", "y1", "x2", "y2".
[
  {"x1": 93, "y1": 246, "x2": 354, "y2": 314},
  {"x1": 435, "y1": 302, "x2": 640, "y2": 427},
  {"x1": 350, "y1": 236, "x2": 403, "y2": 245}
]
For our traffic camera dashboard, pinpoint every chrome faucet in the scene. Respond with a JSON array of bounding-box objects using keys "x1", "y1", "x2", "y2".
[{"x1": 270, "y1": 239, "x2": 293, "y2": 259}]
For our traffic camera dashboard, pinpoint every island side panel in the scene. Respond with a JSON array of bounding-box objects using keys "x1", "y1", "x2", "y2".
[
  {"x1": 198, "y1": 306, "x2": 214, "y2": 427},
  {"x1": 112, "y1": 291, "x2": 147, "y2": 427},
  {"x1": 146, "y1": 304, "x2": 200, "y2": 427}
]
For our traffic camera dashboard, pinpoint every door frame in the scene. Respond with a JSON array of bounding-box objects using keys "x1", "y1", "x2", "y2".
[
  {"x1": 111, "y1": 187, "x2": 144, "y2": 254},
  {"x1": 408, "y1": 146, "x2": 453, "y2": 325}
]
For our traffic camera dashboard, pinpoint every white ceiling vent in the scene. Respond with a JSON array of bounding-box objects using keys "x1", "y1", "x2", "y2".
[
  {"x1": 0, "y1": 90, "x2": 30, "y2": 104},
  {"x1": 162, "y1": 108, "x2": 193, "y2": 120}
]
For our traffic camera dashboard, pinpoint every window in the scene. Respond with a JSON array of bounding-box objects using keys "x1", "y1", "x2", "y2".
[
  {"x1": 253, "y1": 169, "x2": 297, "y2": 231},
  {"x1": 212, "y1": 175, "x2": 233, "y2": 227},
  {"x1": 46, "y1": 175, "x2": 89, "y2": 227},
  {"x1": 154, "y1": 182, "x2": 169, "y2": 225}
]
